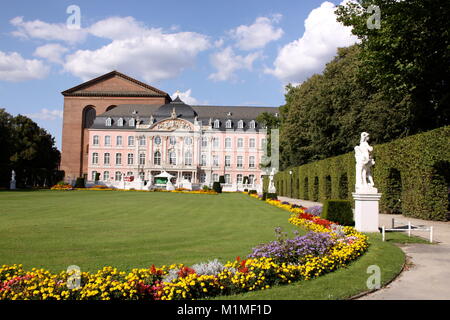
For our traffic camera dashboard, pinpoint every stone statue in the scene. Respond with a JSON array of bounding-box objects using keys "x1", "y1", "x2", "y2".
[
  {"x1": 268, "y1": 167, "x2": 277, "y2": 193},
  {"x1": 10, "y1": 170, "x2": 16, "y2": 190},
  {"x1": 354, "y1": 132, "x2": 376, "y2": 192}
]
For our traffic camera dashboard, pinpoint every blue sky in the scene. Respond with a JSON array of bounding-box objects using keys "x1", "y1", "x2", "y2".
[{"x1": 0, "y1": 0, "x2": 358, "y2": 150}]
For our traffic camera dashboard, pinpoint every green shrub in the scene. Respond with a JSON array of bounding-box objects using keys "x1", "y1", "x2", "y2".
[
  {"x1": 262, "y1": 192, "x2": 278, "y2": 200},
  {"x1": 212, "y1": 182, "x2": 222, "y2": 193},
  {"x1": 322, "y1": 199, "x2": 354, "y2": 226},
  {"x1": 74, "y1": 177, "x2": 85, "y2": 188},
  {"x1": 202, "y1": 185, "x2": 211, "y2": 191}
]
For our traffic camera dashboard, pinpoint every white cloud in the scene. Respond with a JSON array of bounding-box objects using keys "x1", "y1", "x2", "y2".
[
  {"x1": 265, "y1": 1, "x2": 358, "y2": 84},
  {"x1": 34, "y1": 44, "x2": 69, "y2": 64},
  {"x1": 208, "y1": 47, "x2": 260, "y2": 82},
  {"x1": 171, "y1": 89, "x2": 199, "y2": 105},
  {"x1": 88, "y1": 16, "x2": 147, "y2": 40},
  {"x1": 0, "y1": 51, "x2": 49, "y2": 82},
  {"x1": 25, "y1": 108, "x2": 63, "y2": 121},
  {"x1": 230, "y1": 15, "x2": 284, "y2": 50},
  {"x1": 10, "y1": 16, "x2": 87, "y2": 44}
]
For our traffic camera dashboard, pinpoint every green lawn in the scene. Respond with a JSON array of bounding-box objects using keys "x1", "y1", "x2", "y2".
[
  {"x1": 1, "y1": 190, "x2": 419, "y2": 300},
  {"x1": 0, "y1": 190, "x2": 299, "y2": 273}
]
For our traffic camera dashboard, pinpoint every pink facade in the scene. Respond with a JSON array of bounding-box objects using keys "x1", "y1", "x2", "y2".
[{"x1": 87, "y1": 119, "x2": 268, "y2": 191}]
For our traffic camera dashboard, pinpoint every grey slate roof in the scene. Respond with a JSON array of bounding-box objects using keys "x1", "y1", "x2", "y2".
[{"x1": 91, "y1": 99, "x2": 279, "y2": 130}]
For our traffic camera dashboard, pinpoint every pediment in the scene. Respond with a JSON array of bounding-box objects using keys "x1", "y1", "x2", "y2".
[
  {"x1": 62, "y1": 70, "x2": 169, "y2": 97},
  {"x1": 150, "y1": 118, "x2": 194, "y2": 131}
]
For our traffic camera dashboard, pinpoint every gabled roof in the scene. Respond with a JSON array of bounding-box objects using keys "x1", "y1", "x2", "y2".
[{"x1": 61, "y1": 70, "x2": 171, "y2": 98}]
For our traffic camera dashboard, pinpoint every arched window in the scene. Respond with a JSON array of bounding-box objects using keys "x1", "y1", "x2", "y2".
[
  {"x1": 225, "y1": 137, "x2": 232, "y2": 149},
  {"x1": 139, "y1": 153, "x2": 146, "y2": 165},
  {"x1": 105, "y1": 117, "x2": 112, "y2": 127},
  {"x1": 116, "y1": 136, "x2": 123, "y2": 146},
  {"x1": 139, "y1": 136, "x2": 146, "y2": 146},
  {"x1": 129, "y1": 118, "x2": 135, "y2": 127},
  {"x1": 201, "y1": 137, "x2": 208, "y2": 148},
  {"x1": 127, "y1": 153, "x2": 134, "y2": 165},
  {"x1": 214, "y1": 119, "x2": 220, "y2": 129},
  {"x1": 225, "y1": 119, "x2": 232, "y2": 129},
  {"x1": 115, "y1": 153, "x2": 122, "y2": 165},
  {"x1": 169, "y1": 136, "x2": 177, "y2": 145},
  {"x1": 237, "y1": 120, "x2": 244, "y2": 129},
  {"x1": 82, "y1": 106, "x2": 96, "y2": 128},
  {"x1": 92, "y1": 152, "x2": 99, "y2": 164},
  {"x1": 200, "y1": 154, "x2": 207, "y2": 166},
  {"x1": 154, "y1": 151, "x2": 161, "y2": 165},
  {"x1": 128, "y1": 136, "x2": 135, "y2": 146},
  {"x1": 237, "y1": 138, "x2": 243, "y2": 148},
  {"x1": 154, "y1": 136, "x2": 161, "y2": 145},
  {"x1": 104, "y1": 153, "x2": 110, "y2": 165},
  {"x1": 93, "y1": 135, "x2": 99, "y2": 145},
  {"x1": 249, "y1": 120, "x2": 256, "y2": 129},
  {"x1": 104, "y1": 135, "x2": 111, "y2": 146},
  {"x1": 169, "y1": 151, "x2": 177, "y2": 165},
  {"x1": 103, "y1": 171, "x2": 110, "y2": 180},
  {"x1": 117, "y1": 118, "x2": 124, "y2": 127},
  {"x1": 184, "y1": 151, "x2": 192, "y2": 166},
  {"x1": 115, "y1": 171, "x2": 122, "y2": 181}
]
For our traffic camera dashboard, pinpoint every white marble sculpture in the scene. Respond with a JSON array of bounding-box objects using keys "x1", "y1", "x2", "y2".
[
  {"x1": 166, "y1": 179, "x2": 175, "y2": 191},
  {"x1": 268, "y1": 167, "x2": 277, "y2": 193},
  {"x1": 354, "y1": 132, "x2": 377, "y2": 193},
  {"x1": 10, "y1": 170, "x2": 16, "y2": 190},
  {"x1": 352, "y1": 132, "x2": 382, "y2": 232}
]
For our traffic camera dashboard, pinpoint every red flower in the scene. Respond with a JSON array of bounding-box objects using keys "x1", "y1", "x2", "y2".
[{"x1": 177, "y1": 266, "x2": 195, "y2": 278}]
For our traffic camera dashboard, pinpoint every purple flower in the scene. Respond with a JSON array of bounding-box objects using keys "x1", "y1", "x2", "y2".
[{"x1": 305, "y1": 205, "x2": 322, "y2": 217}]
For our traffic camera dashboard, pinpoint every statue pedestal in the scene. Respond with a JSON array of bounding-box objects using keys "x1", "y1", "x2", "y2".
[
  {"x1": 10, "y1": 180, "x2": 16, "y2": 190},
  {"x1": 352, "y1": 191, "x2": 382, "y2": 232}
]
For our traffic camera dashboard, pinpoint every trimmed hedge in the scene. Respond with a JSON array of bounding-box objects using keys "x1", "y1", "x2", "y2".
[
  {"x1": 212, "y1": 182, "x2": 222, "y2": 194},
  {"x1": 266, "y1": 126, "x2": 450, "y2": 221},
  {"x1": 322, "y1": 200, "x2": 354, "y2": 226}
]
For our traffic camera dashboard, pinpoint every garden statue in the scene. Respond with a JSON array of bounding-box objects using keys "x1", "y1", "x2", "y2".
[
  {"x1": 10, "y1": 170, "x2": 16, "y2": 190},
  {"x1": 268, "y1": 167, "x2": 277, "y2": 193},
  {"x1": 354, "y1": 132, "x2": 376, "y2": 193}
]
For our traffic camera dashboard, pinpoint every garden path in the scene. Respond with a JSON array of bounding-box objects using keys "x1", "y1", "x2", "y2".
[{"x1": 278, "y1": 196, "x2": 450, "y2": 300}]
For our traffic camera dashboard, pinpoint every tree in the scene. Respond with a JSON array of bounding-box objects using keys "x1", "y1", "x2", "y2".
[{"x1": 336, "y1": 0, "x2": 450, "y2": 134}]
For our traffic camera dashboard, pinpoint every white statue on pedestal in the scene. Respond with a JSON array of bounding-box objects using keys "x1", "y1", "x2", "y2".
[
  {"x1": 10, "y1": 170, "x2": 16, "y2": 190},
  {"x1": 354, "y1": 132, "x2": 377, "y2": 193},
  {"x1": 268, "y1": 167, "x2": 277, "y2": 193}
]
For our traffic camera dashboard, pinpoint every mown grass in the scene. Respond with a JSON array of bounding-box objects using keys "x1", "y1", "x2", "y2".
[{"x1": 0, "y1": 190, "x2": 299, "y2": 273}]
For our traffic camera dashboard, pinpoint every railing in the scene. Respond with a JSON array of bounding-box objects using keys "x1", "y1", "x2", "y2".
[{"x1": 381, "y1": 218, "x2": 434, "y2": 243}]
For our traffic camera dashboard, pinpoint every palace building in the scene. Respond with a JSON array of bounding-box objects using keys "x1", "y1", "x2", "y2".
[{"x1": 60, "y1": 70, "x2": 278, "y2": 191}]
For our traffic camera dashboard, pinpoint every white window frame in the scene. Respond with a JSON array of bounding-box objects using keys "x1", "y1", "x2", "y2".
[
  {"x1": 92, "y1": 152, "x2": 99, "y2": 164},
  {"x1": 115, "y1": 153, "x2": 122, "y2": 165},
  {"x1": 225, "y1": 137, "x2": 232, "y2": 149},
  {"x1": 225, "y1": 119, "x2": 232, "y2": 129},
  {"x1": 93, "y1": 135, "x2": 99, "y2": 146},
  {"x1": 104, "y1": 153, "x2": 110, "y2": 165},
  {"x1": 127, "y1": 153, "x2": 134, "y2": 165},
  {"x1": 249, "y1": 156, "x2": 255, "y2": 168},
  {"x1": 116, "y1": 136, "x2": 123, "y2": 146},
  {"x1": 128, "y1": 136, "x2": 135, "y2": 146}
]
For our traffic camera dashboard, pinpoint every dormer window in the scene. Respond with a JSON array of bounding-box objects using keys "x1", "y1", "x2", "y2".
[
  {"x1": 105, "y1": 117, "x2": 112, "y2": 127},
  {"x1": 214, "y1": 119, "x2": 220, "y2": 129},
  {"x1": 237, "y1": 120, "x2": 244, "y2": 129},
  {"x1": 129, "y1": 118, "x2": 135, "y2": 127},
  {"x1": 225, "y1": 119, "x2": 232, "y2": 129},
  {"x1": 117, "y1": 118, "x2": 124, "y2": 127},
  {"x1": 249, "y1": 120, "x2": 256, "y2": 129}
]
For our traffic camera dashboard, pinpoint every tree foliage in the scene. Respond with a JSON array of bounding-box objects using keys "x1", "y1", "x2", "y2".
[{"x1": 0, "y1": 108, "x2": 61, "y2": 188}]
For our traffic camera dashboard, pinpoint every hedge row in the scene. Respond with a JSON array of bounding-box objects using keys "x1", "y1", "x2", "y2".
[{"x1": 266, "y1": 126, "x2": 450, "y2": 221}]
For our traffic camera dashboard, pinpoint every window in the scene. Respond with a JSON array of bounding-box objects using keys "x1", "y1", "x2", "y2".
[
  {"x1": 169, "y1": 151, "x2": 177, "y2": 165},
  {"x1": 237, "y1": 138, "x2": 243, "y2": 148},
  {"x1": 139, "y1": 172, "x2": 145, "y2": 181},
  {"x1": 129, "y1": 118, "x2": 135, "y2": 127},
  {"x1": 127, "y1": 153, "x2": 134, "y2": 165},
  {"x1": 104, "y1": 135, "x2": 111, "y2": 146},
  {"x1": 237, "y1": 156, "x2": 243, "y2": 168},
  {"x1": 105, "y1": 118, "x2": 112, "y2": 126},
  {"x1": 128, "y1": 136, "x2": 135, "y2": 146},
  {"x1": 225, "y1": 119, "x2": 232, "y2": 129},
  {"x1": 249, "y1": 120, "x2": 256, "y2": 129},
  {"x1": 212, "y1": 137, "x2": 219, "y2": 149},
  {"x1": 237, "y1": 120, "x2": 244, "y2": 129},
  {"x1": 127, "y1": 171, "x2": 133, "y2": 177},
  {"x1": 249, "y1": 174, "x2": 255, "y2": 184},
  {"x1": 200, "y1": 173, "x2": 206, "y2": 183},
  {"x1": 115, "y1": 171, "x2": 122, "y2": 181},
  {"x1": 103, "y1": 171, "x2": 110, "y2": 180},
  {"x1": 225, "y1": 155, "x2": 231, "y2": 167},
  {"x1": 116, "y1": 136, "x2": 122, "y2": 146},
  {"x1": 201, "y1": 137, "x2": 208, "y2": 148},
  {"x1": 214, "y1": 119, "x2": 220, "y2": 129},
  {"x1": 200, "y1": 154, "x2": 207, "y2": 166},
  {"x1": 184, "y1": 151, "x2": 192, "y2": 166},
  {"x1": 169, "y1": 136, "x2": 176, "y2": 145},
  {"x1": 93, "y1": 135, "x2": 99, "y2": 145},
  {"x1": 225, "y1": 174, "x2": 231, "y2": 184},
  {"x1": 213, "y1": 155, "x2": 219, "y2": 167},
  {"x1": 261, "y1": 138, "x2": 267, "y2": 148},
  {"x1": 225, "y1": 137, "x2": 232, "y2": 149},
  {"x1": 249, "y1": 156, "x2": 255, "y2": 168},
  {"x1": 139, "y1": 153, "x2": 145, "y2": 165},
  {"x1": 184, "y1": 137, "x2": 192, "y2": 145},
  {"x1": 249, "y1": 138, "x2": 256, "y2": 148},
  {"x1": 117, "y1": 118, "x2": 124, "y2": 127},
  {"x1": 154, "y1": 136, "x2": 161, "y2": 145},
  {"x1": 115, "y1": 153, "x2": 122, "y2": 165},
  {"x1": 92, "y1": 171, "x2": 98, "y2": 181},
  {"x1": 213, "y1": 173, "x2": 219, "y2": 182},
  {"x1": 154, "y1": 151, "x2": 161, "y2": 165},
  {"x1": 237, "y1": 174, "x2": 243, "y2": 184},
  {"x1": 92, "y1": 152, "x2": 98, "y2": 164},
  {"x1": 104, "y1": 153, "x2": 110, "y2": 165},
  {"x1": 139, "y1": 136, "x2": 146, "y2": 146}
]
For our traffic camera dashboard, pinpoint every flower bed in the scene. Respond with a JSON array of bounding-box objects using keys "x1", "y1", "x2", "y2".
[
  {"x1": 50, "y1": 184, "x2": 73, "y2": 191},
  {"x1": 0, "y1": 194, "x2": 368, "y2": 300}
]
